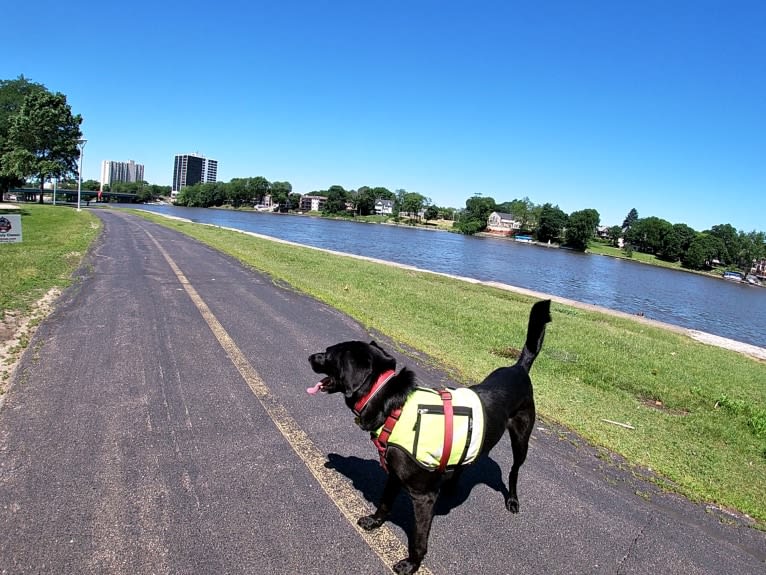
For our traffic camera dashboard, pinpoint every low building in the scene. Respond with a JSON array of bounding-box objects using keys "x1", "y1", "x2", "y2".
[
  {"x1": 299, "y1": 195, "x2": 327, "y2": 212},
  {"x1": 486, "y1": 212, "x2": 522, "y2": 236}
]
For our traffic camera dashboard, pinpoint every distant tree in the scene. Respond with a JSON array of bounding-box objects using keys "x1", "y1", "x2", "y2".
[
  {"x1": 565, "y1": 209, "x2": 600, "y2": 251},
  {"x1": 353, "y1": 186, "x2": 377, "y2": 216},
  {"x1": 371, "y1": 186, "x2": 395, "y2": 200},
  {"x1": 438, "y1": 206, "x2": 457, "y2": 220},
  {"x1": 682, "y1": 233, "x2": 723, "y2": 270},
  {"x1": 497, "y1": 197, "x2": 537, "y2": 230},
  {"x1": 423, "y1": 205, "x2": 439, "y2": 221},
  {"x1": 270, "y1": 181, "x2": 292, "y2": 208},
  {"x1": 735, "y1": 230, "x2": 766, "y2": 275},
  {"x1": 622, "y1": 208, "x2": 639, "y2": 231},
  {"x1": 401, "y1": 192, "x2": 427, "y2": 220},
  {"x1": 657, "y1": 222, "x2": 698, "y2": 262},
  {"x1": 536, "y1": 203, "x2": 568, "y2": 243},
  {"x1": 0, "y1": 76, "x2": 47, "y2": 195},
  {"x1": 324, "y1": 185, "x2": 349, "y2": 214},
  {"x1": 251, "y1": 176, "x2": 271, "y2": 205},
  {"x1": 455, "y1": 195, "x2": 496, "y2": 235},
  {"x1": 625, "y1": 216, "x2": 673, "y2": 254},
  {"x1": 672, "y1": 223, "x2": 698, "y2": 254},
  {"x1": 707, "y1": 223, "x2": 740, "y2": 265},
  {"x1": 658, "y1": 228, "x2": 683, "y2": 261},
  {"x1": 176, "y1": 181, "x2": 226, "y2": 207},
  {"x1": 1, "y1": 90, "x2": 82, "y2": 203},
  {"x1": 607, "y1": 225, "x2": 622, "y2": 247},
  {"x1": 226, "y1": 178, "x2": 252, "y2": 206},
  {"x1": 82, "y1": 179, "x2": 100, "y2": 191},
  {"x1": 286, "y1": 192, "x2": 301, "y2": 211}
]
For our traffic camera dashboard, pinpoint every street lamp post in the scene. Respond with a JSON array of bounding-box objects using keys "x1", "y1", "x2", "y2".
[{"x1": 76, "y1": 138, "x2": 87, "y2": 211}]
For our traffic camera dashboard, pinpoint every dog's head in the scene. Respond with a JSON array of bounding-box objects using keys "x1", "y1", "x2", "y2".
[{"x1": 308, "y1": 340, "x2": 396, "y2": 399}]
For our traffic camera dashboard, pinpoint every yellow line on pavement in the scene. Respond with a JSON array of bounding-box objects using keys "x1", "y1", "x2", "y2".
[{"x1": 146, "y1": 230, "x2": 432, "y2": 575}]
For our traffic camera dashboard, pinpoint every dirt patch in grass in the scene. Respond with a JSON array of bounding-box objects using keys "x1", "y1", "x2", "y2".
[
  {"x1": 639, "y1": 397, "x2": 690, "y2": 416},
  {"x1": 0, "y1": 288, "x2": 60, "y2": 395}
]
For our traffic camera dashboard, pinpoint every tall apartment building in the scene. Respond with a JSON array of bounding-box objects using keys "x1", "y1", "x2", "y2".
[
  {"x1": 100, "y1": 160, "x2": 144, "y2": 189},
  {"x1": 172, "y1": 153, "x2": 218, "y2": 191}
]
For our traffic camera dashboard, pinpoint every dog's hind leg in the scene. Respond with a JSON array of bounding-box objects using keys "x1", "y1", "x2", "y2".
[
  {"x1": 358, "y1": 473, "x2": 401, "y2": 531},
  {"x1": 505, "y1": 409, "x2": 535, "y2": 513}
]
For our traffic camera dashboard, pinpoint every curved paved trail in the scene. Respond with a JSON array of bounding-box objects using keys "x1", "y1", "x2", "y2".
[{"x1": 1, "y1": 210, "x2": 764, "y2": 574}]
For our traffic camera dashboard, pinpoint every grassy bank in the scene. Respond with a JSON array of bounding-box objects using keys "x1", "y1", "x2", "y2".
[
  {"x1": 135, "y1": 211, "x2": 766, "y2": 526},
  {"x1": 0, "y1": 205, "x2": 100, "y2": 314}
]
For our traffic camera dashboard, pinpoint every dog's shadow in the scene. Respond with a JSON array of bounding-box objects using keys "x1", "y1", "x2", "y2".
[{"x1": 325, "y1": 453, "x2": 509, "y2": 532}]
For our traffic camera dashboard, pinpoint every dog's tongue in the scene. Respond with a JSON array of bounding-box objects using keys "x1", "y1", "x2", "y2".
[{"x1": 306, "y1": 380, "x2": 324, "y2": 395}]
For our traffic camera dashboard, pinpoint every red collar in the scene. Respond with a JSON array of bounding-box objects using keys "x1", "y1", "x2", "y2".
[{"x1": 353, "y1": 369, "x2": 396, "y2": 415}]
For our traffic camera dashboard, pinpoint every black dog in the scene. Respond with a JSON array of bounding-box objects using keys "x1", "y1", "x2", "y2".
[{"x1": 308, "y1": 299, "x2": 551, "y2": 574}]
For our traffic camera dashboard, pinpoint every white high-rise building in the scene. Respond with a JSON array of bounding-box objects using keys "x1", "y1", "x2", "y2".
[{"x1": 100, "y1": 160, "x2": 145, "y2": 189}]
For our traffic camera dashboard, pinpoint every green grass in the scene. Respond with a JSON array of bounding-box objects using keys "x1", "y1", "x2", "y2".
[
  {"x1": 0, "y1": 205, "x2": 101, "y2": 313},
  {"x1": 134, "y1": 211, "x2": 766, "y2": 525},
  {"x1": 587, "y1": 241, "x2": 725, "y2": 279}
]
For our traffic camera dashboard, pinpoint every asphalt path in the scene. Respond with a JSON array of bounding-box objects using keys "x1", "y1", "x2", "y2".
[{"x1": 1, "y1": 209, "x2": 764, "y2": 574}]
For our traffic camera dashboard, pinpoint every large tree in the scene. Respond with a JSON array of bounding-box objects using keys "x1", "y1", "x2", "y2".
[
  {"x1": 353, "y1": 186, "x2": 377, "y2": 216},
  {"x1": 625, "y1": 216, "x2": 673, "y2": 254},
  {"x1": 707, "y1": 223, "x2": 740, "y2": 265},
  {"x1": 566, "y1": 209, "x2": 600, "y2": 251},
  {"x1": 324, "y1": 185, "x2": 349, "y2": 214},
  {"x1": 1, "y1": 90, "x2": 82, "y2": 203},
  {"x1": 269, "y1": 181, "x2": 292, "y2": 208},
  {"x1": 400, "y1": 191, "x2": 428, "y2": 220},
  {"x1": 681, "y1": 233, "x2": 723, "y2": 270},
  {"x1": 0, "y1": 76, "x2": 47, "y2": 195},
  {"x1": 536, "y1": 203, "x2": 568, "y2": 243},
  {"x1": 735, "y1": 230, "x2": 766, "y2": 276}
]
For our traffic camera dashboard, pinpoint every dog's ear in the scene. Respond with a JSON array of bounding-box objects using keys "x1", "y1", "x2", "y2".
[
  {"x1": 368, "y1": 341, "x2": 396, "y2": 367},
  {"x1": 339, "y1": 348, "x2": 374, "y2": 398},
  {"x1": 337, "y1": 342, "x2": 396, "y2": 399}
]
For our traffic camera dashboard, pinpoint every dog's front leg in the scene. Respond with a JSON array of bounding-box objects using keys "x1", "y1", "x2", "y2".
[
  {"x1": 394, "y1": 489, "x2": 438, "y2": 575},
  {"x1": 358, "y1": 473, "x2": 401, "y2": 531}
]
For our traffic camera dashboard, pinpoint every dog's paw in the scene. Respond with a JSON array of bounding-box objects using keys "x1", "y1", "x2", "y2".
[
  {"x1": 393, "y1": 558, "x2": 420, "y2": 575},
  {"x1": 357, "y1": 514, "x2": 384, "y2": 531},
  {"x1": 505, "y1": 496, "x2": 520, "y2": 513}
]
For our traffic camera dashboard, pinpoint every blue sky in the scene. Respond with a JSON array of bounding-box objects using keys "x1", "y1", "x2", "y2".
[{"x1": 4, "y1": 1, "x2": 764, "y2": 231}]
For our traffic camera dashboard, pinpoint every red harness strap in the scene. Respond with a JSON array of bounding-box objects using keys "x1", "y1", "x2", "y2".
[
  {"x1": 371, "y1": 408, "x2": 402, "y2": 471},
  {"x1": 437, "y1": 389, "x2": 454, "y2": 473},
  {"x1": 373, "y1": 388, "x2": 455, "y2": 473}
]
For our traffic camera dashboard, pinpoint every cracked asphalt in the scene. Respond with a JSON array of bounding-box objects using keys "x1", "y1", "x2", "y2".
[{"x1": 1, "y1": 209, "x2": 764, "y2": 574}]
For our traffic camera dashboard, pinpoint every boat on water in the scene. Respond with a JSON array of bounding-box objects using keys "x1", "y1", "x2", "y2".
[
  {"x1": 722, "y1": 271, "x2": 743, "y2": 281},
  {"x1": 745, "y1": 274, "x2": 763, "y2": 287}
]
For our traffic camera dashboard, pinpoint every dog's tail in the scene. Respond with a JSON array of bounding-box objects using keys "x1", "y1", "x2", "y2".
[{"x1": 516, "y1": 299, "x2": 552, "y2": 373}]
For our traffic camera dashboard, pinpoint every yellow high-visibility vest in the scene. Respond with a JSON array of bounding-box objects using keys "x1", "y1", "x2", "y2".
[{"x1": 374, "y1": 387, "x2": 485, "y2": 470}]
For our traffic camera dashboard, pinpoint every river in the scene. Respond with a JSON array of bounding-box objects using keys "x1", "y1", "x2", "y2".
[{"x1": 121, "y1": 205, "x2": 766, "y2": 349}]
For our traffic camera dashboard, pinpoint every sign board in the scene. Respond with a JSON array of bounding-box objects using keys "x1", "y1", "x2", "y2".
[{"x1": 0, "y1": 214, "x2": 22, "y2": 243}]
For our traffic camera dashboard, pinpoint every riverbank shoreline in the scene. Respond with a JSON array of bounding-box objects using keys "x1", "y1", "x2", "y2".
[{"x1": 161, "y1": 210, "x2": 766, "y2": 362}]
